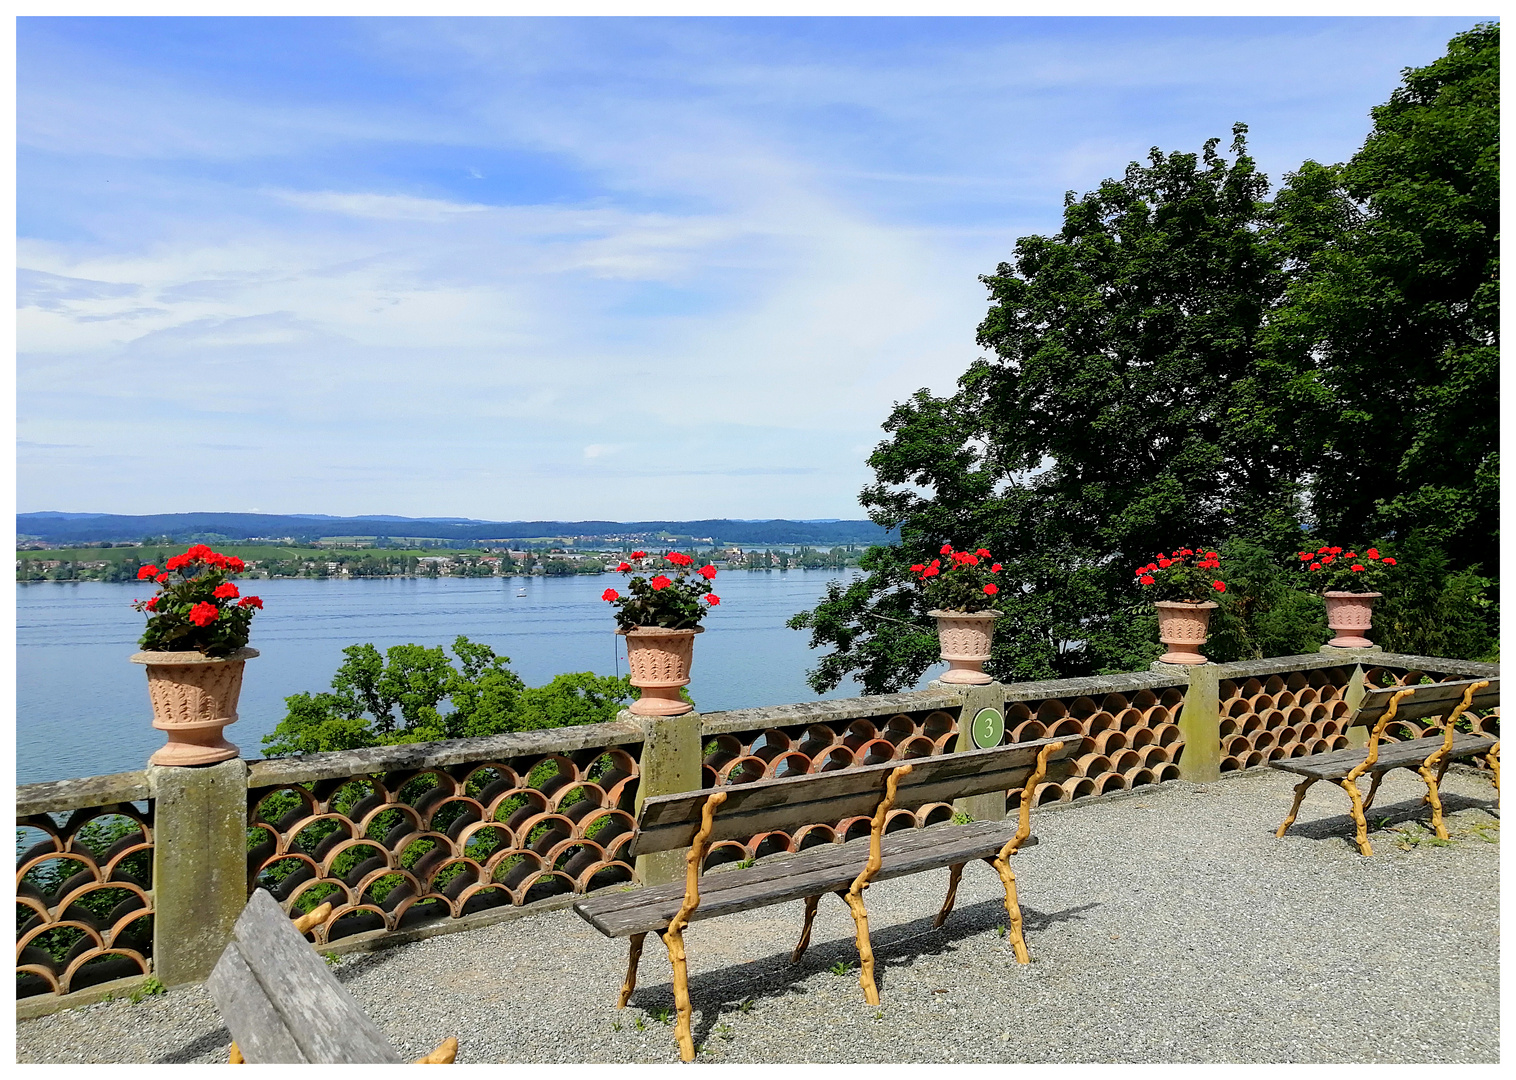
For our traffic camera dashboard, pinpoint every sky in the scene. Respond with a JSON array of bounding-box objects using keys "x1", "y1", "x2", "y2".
[{"x1": 14, "y1": 15, "x2": 1489, "y2": 522}]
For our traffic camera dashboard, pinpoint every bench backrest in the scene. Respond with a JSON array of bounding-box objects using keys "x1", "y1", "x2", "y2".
[
  {"x1": 1348, "y1": 677, "x2": 1499, "y2": 729},
  {"x1": 205, "y1": 888, "x2": 403, "y2": 1063},
  {"x1": 631, "y1": 736, "x2": 1077, "y2": 857}
]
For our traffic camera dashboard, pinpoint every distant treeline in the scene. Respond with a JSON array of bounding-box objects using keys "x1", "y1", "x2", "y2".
[{"x1": 16, "y1": 512, "x2": 892, "y2": 548}]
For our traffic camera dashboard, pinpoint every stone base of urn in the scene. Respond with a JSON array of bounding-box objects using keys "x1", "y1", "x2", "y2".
[
  {"x1": 620, "y1": 627, "x2": 702, "y2": 717},
  {"x1": 1322, "y1": 591, "x2": 1382, "y2": 649},
  {"x1": 1153, "y1": 601, "x2": 1217, "y2": 665},
  {"x1": 929, "y1": 610, "x2": 1000, "y2": 685},
  {"x1": 131, "y1": 647, "x2": 257, "y2": 767}
]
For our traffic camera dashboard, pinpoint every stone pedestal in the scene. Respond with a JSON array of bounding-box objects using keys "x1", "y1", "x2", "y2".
[
  {"x1": 1172, "y1": 663, "x2": 1221, "y2": 783},
  {"x1": 148, "y1": 758, "x2": 248, "y2": 987},
  {"x1": 628, "y1": 710, "x2": 703, "y2": 887}
]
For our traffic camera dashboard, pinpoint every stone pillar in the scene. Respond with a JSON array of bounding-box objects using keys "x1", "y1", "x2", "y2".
[
  {"x1": 631, "y1": 711, "x2": 703, "y2": 887},
  {"x1": 952, "y1": 682, "x2": 1008, "y2": 821},
  {"x1": 148, "y1": 758, "x2": 248, "y2": 987},
  {"x1": 1319, "y1": 648, "x2": 1382, "y2": 748},
  {"x1": 1174, "y1": 664, "x2": 1221, "y2": 783}
]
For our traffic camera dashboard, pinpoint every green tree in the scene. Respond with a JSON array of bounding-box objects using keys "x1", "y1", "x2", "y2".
[
  {"x1": 793, "y1": 126, "x2": 1309, "y2": 690},
  {"x1": 1271, "y1": 23, "x2": 1498, "y2": 573},
  {"x1": 261, "y1": 636, "x2": 634, "y2": 755}
]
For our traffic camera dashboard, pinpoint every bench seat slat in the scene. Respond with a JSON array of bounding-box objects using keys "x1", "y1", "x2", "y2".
[
  {"x1": 1272, "y1": 732, "x2": 1496, "y2": 780},
  {"x1": 576, "y1": 819, "x2": 1038, "y2": 938}
]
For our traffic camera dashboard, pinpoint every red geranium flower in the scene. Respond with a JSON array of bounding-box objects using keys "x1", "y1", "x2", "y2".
[
  {"x1": 910, "y1": 564, "x2": 925, "y2": 572},
  {"x1": 649, "y1": 575, "x2": 672, "y2": 591},
  {"x1": 940, "y1": 544, "x2": 953, "y2": 555},
  {"x1": 1213, "y1": 581, "x2": 1226, "y2": 592},
  {"x1": 1309, "y1": 563, "x2": 1322, "y2": 571},
  {"x1": 976, "y1": 548, "x2": 991, "y2": 558},
  {"x1": 137, "y1": 565, "x2": 159, "y2": 579},
  {"x1": 1139, "y1": 574, "x2": 1155, "y2": 585},
  {"x1": 991, "y1": 563, "x2": 1001, "y2": 572},
  {"x1": 631, "y1": 551, "x2": 646, "y2": 559},
  {"x1": 188, "y1": 601, "x2": 219, "y2": 627},
  {"x1": 698, "y1": 565, "x2": 717, "y2": 580},
  {"x1": 237, "y1": 596, "x2": 263, "y2": 609},
  {"x1": 667, "y1": 551, "x2": 693, "y2": 567},
  {"x1": 1351, "y1": 564, "x2": 1365, "y2": 572},
  {"x1": 165, "y1": 554, "x2": 189, "y2": 571},
  {"x1": 1382, "y1": 558, "x2": 1396, "y2": 566},
  {"x1": 705, "y1": 594, "x2": 720, "y2": 605},
  {"x1": 1157, "y1": 558, "x2": 1172, "y2": 568},
  {"x1": 617, "y1": 562, "x2": 631, "y2": 571},
  {"x1": 213, "y1": 582, "x2": 239, "y2": 599},
  {"x1": 155, "y1": 572, "x2": 169, "y2": 583},
  {"x1": 145, "y1": 597, "x2": 158, "y2": 611},
  {"x1": 1366, "y1": 548, "x2": 1380, "y2": 559},
  {"x1": 983, "y1": 583, "x2": 998, "y2": 596},
  {"x1": 601, "y1": 588, "x2": 620, "y2": 602}
]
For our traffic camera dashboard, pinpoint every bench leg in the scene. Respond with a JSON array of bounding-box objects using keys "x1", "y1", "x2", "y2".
[
  {"x1": 1276, "y1": 778, "x2": 1317, "y2": 837},
  {"x1": 934, "y1": 863, "x2": 965, "y2": 929},
  {"x1": 617, "y1": 932, "x2": 646, "y2": 1008},
  {"x1": 660, "y1": 925, "x2": 696, "y2": 1061},
  {"x1": 1360, "y1": 771, "x2": 1386, "y2": 815},
  {"x1": 1488, "y1": 742, "x2": 1500, "y2": 796},
  {"x1": 1416, "y1": 762, "x2": 1449, "y2": 841},
  {"x1": 988, "y1": 855, "x2": 1031, "y2": 964},
  {"x1": 841, "y1": 888, "x2": 881, "y2": 1006},
  {"x1": 791, "y1": 895, "x2": 822, "y2": 964},
  {"x1": 1336, "y1": 777, "x2": 1373, "y2": 856}
]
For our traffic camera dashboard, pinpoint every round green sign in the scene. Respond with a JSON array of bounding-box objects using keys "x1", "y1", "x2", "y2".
[{"x1": 971, "y1": 707, "x2": 1005, "y2": 749}]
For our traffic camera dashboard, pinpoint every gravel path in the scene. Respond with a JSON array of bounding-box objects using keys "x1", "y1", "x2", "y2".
[{"x1": 18, "y1": 766, "x2": 1500, "y2": 1064}]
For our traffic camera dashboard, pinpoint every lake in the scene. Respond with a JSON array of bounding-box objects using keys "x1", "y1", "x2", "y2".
[{"x1": 16, "y1": 570, "x2": 933, "y2": 785}]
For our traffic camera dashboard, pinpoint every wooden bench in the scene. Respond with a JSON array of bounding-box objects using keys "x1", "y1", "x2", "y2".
[
  {"x1": 206, "y1": 888, "x2": 456, "y2": 1064},
  {"x1": 574, "y1": 736, "x2": 1077, "y2": 1061},
  {"x1": 1273, "y1": 677, "x2": 1499, "y2": 856}
]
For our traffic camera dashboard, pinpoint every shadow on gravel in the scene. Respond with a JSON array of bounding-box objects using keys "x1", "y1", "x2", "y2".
[
  {"x1": 1281, "y1": 791, "x2": 1498, "y2": 846},
  {"x1": 154, "y1": 1025, "x2": 231, "y2": 1064},
  {"x1": 622, "y1": 892, "x2": 1099, "y2": 1053}
]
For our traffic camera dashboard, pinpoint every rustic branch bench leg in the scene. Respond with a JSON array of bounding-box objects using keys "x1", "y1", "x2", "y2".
[
  {"x1": 1276, "y1": 778, "x2": 1317, "y2": 837},
  {"x1": 1488, "y1": 741, "x2": 1500, "y2": 795},
  {"x1": 986, "y1": 853, "x2": 1030, "y2": 963},
  {"x1": 659, "y1": 790, "x2": 727, "y2": 1063},
  {"x1": 989, "y1": 740, "x2": 1063, "y2": 964},
  {"x1": 617, "y1": 932, "x2": 647, "y2": 1008},
  {"x1": 843, "y1": 763, "x2": 915, "y2": 1006},
  {"x1": 1360, "y1": 771, "x2": 1386, "y2": 815},
  {"x1": 1336, "y1": 777, "x2": 1373, "y2": 856},
  {"x1": 933, "y1": 863, "x2": 966, "y2": 929},
  {"x1": 790, "y1": 895, "x2": 822, "y2": 964},
  {"x1": 1416, "y1": 763, "x2": 1449, "y2": 840}
]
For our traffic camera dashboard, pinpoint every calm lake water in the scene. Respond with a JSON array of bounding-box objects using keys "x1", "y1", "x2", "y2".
[{"x1": 16, "y1": 570, "x2": 932, "y2": 785}]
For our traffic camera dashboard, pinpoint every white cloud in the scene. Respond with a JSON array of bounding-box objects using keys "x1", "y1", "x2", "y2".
[{"x1": 274, "y1": 190, "x2": 494, "y2": 222}]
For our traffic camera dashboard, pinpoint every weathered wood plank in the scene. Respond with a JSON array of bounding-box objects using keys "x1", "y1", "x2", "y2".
[
  {"x1": 206, "y1": 943, "x2": 310, "y2": 1064},
  {"x1": 578, "y1": 820, "x2": 1040, "y2": 937},
  {"x1": 1349, "y1": 678, "x2": 1499, "y2": 726},
  {"x1": 219, "y1": 889, "x2": 403, "y2": 1063},
  {"x1": 633, "y1": 738, "x2": 1076, "y2": 855},
  {"x1": 1272, "y1": 733, "x2": 1498, "y2": 780}
]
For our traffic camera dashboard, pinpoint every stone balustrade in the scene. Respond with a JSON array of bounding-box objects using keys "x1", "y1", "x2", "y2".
[{"x1": 16, "y1": 648, "x2": 1499, "y2": 1018}]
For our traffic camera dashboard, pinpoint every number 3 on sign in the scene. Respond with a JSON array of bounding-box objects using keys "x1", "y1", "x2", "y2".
[{"x1": 971, "y1": 707, "x2": 1005, "y2": 749}]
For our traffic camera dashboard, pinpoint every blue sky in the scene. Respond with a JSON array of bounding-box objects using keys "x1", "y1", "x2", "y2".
[{"x1": 16, "y1": 15, "x2": 1486, "y2": 521}]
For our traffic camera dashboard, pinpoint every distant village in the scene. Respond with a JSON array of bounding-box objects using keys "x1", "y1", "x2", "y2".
[{"x1": 15, "y1": 539, "x2": 865, "y2": 582}]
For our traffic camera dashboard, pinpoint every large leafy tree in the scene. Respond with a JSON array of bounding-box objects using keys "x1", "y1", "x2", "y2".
[
  {"x1": 1272, "y1": 22, "x2": 1498, "y2": 574},
  {"x1": 261, "y1": 636, "x2": 634, "y2": 756},
  {"x1": 793, "y1": 126, "x2": 1317, "y2": 690}
]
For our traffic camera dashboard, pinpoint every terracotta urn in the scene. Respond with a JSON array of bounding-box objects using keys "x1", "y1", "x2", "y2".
[
  {"x1": 1153, "y1": 601, "x2": 1217, "y2": 665},
  {"x1": 621, "y1": 627, "x2": 702, "y2": 717},
  {"x1": 1322, "y1": 591, "x2": 1382, "y2": 648},
  {"x1": 929, "y1": 609, "x2": 1000, "y2": 685},
  {"x1": 131, "y1": 647, "x2": 257, "y2": 766}
]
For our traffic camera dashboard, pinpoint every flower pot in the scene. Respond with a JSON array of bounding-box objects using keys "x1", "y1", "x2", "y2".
[
  {"x1": 928, "y1": 610, "x2": 999, "y2": 685},
  {"x1": 131, "y1": 647, "x2": 257, "y2": 766},
  {"x1": 620, "y1": 627, "x2": 702, "y2": 717},
  {"x1": 1153, "y1": 601, "x2": 1217, "y2": 665},
  {"x1": 1322, "y1": 591, "x2": 1382, "y2": 648}
]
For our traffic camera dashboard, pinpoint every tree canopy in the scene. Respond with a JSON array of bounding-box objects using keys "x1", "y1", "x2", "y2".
[
  {"x1": 261, "y1": 636, "x2": 634, "y2": 756},
  {"x1": 791, "y1": 25, "x2": 1498, "y2": 693}
]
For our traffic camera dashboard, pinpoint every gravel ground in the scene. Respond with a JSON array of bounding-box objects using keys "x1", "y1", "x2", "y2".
[{"x1": 17, "y1": 765, "x2": 1500, "y2": 1064}]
